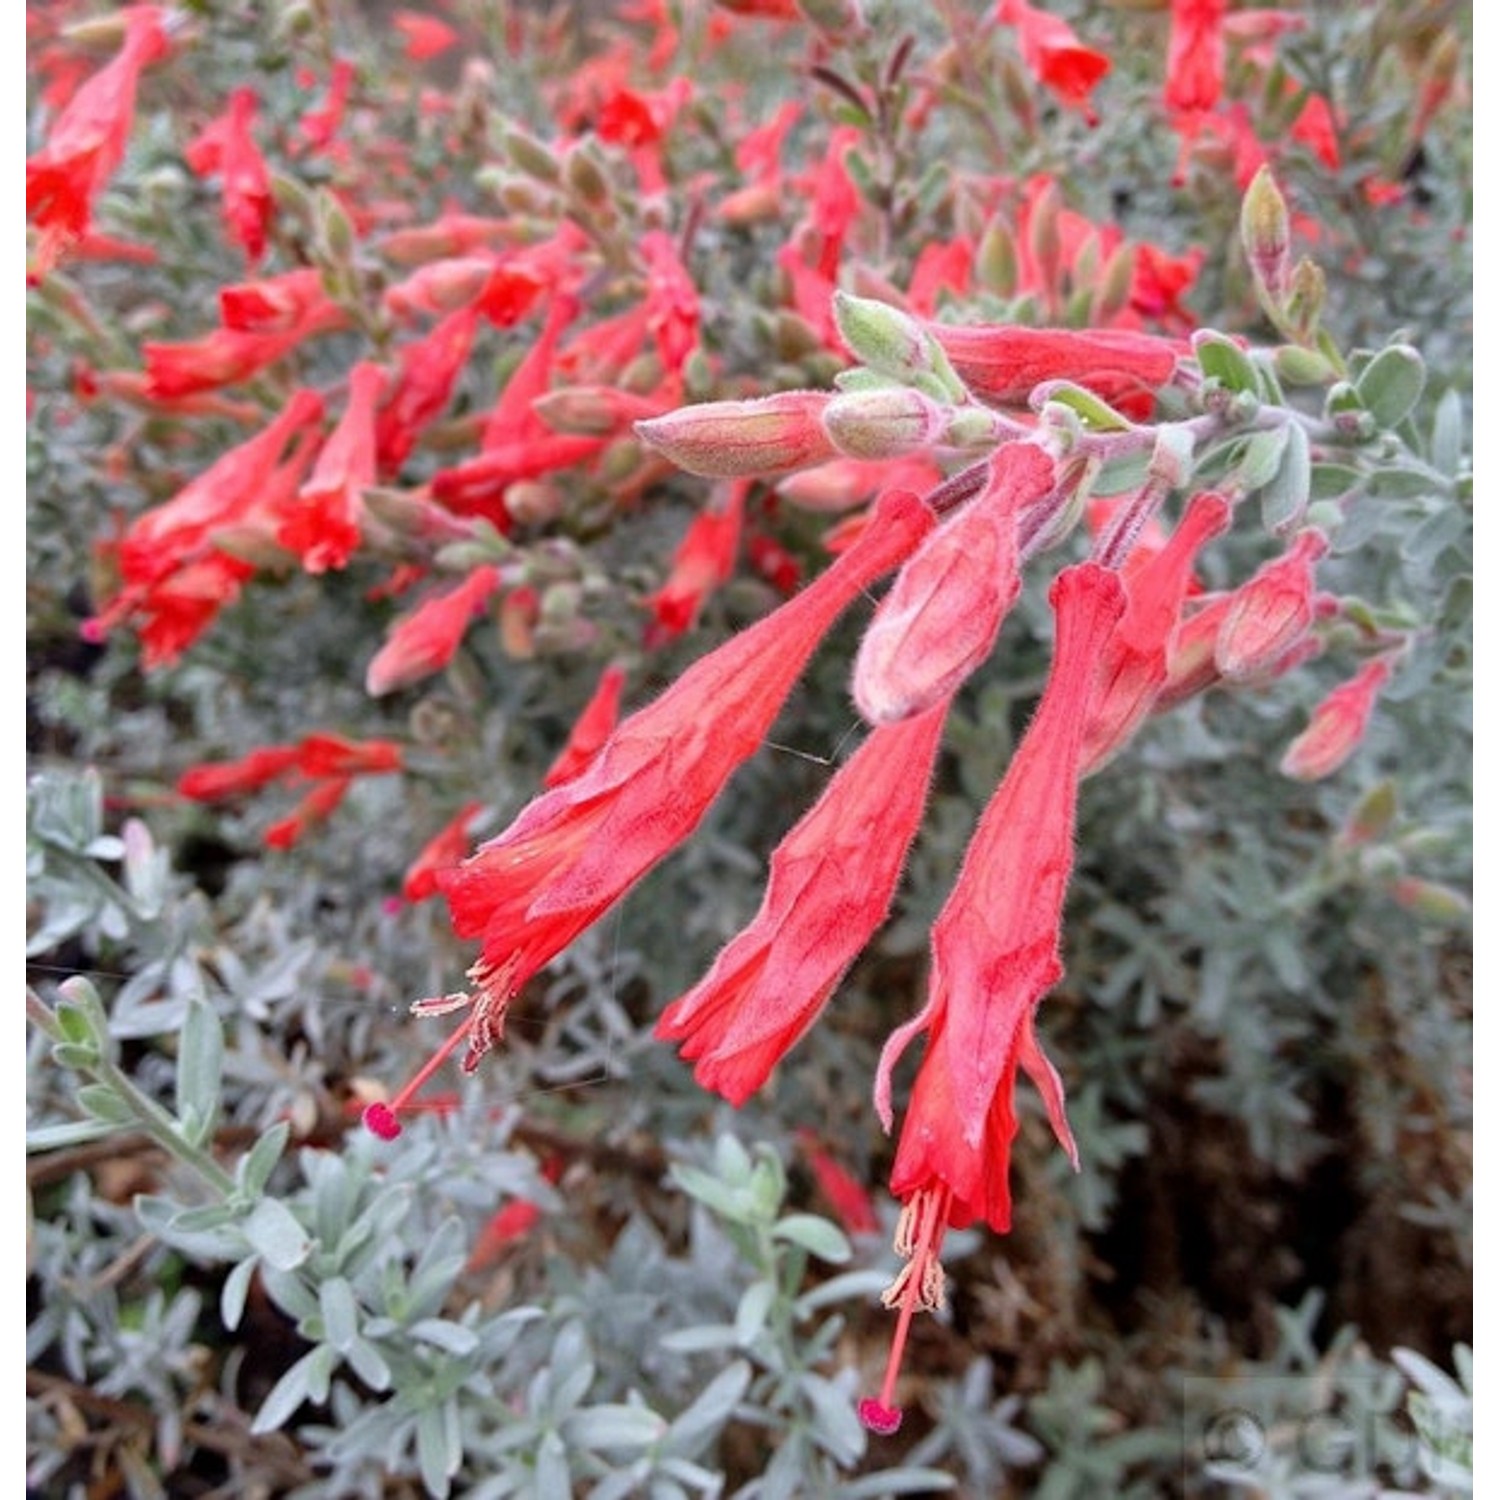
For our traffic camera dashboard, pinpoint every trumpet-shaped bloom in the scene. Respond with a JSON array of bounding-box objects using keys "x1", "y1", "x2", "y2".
[
  {"x1": 861, "y1": 563, "x2": 1125, "y2": 1434},
  {"x1": 1164, "y1": 0, "x2": 1228, "y2": 114},
  {"x1": 996, "y1": 0, "x2": 1111, "y2": 124},
  {"x1": 365, "y1": 565, "x2": 503, "y2": 696},
  {"x1": 26, "y1": 7, "x2": 170, "y2": 279},
  {"x1": 853, "y1": 442, "x2": 1053, "y2": 724},
  {"x1": 184, "y1": 87, "x2": 273, "y2": 264},
  {"x1": 544, "y1": 664, "x2": 629, "y2": 788},
  {"x1": 656, "y1": 699, "x2": 949, "y2": 1105},
  {"x1": 645, "y1": 482, "x2": 747, "y2": 645}
]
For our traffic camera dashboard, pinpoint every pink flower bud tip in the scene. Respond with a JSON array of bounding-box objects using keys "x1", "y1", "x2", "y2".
[
  {"x1": 363, "y1": 1102, "x2": 403, "y2": 1140},
  {"x1": 858, "y1": 1398, "x2": 903, "y2": 1435}
]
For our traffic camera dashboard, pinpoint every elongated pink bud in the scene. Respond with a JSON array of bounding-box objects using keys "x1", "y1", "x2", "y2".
[
  {"x1": 635, "y1": 392, "x2": 836, "y2": 477},
  {"x1": 1214, "y1": 528, "x2": 1328, "y2": 681},
  {"x1": 1279, "y1": 657, "x2": 1392, "y2": 780}
]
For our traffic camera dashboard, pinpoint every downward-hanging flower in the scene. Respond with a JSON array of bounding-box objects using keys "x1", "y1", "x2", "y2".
[
  {"x1": 26, "y1": 6, "x2": 171, "y2": 280},
  {"x1": 1164, "y1": 0, "x2": 1228, "y2": 114},
  {"x1": 861, "y1": 561, "x2": 1125, "y2": 1435},
  {"x1": 364, "y1": 489, "x2": 934, "y2": 1137},
  {"x1": 995, "y1": 0, "x2": 1112, "y2": 125},
  {"x1": 183, "y1": 87, "x2": 273, "y2": 265},
  {"x1": 656, "y1": 698, "x2": 950, "y2": 1106},
  {"x1": 1279, "y1": 657, "x2": 1393, "y2": 781},
  {"x1": 365, "y1": 565, "x2": 503, "y2": 697},
  {"x1": 852, "y1": 441, "x2": 1052, "y2": 724}
]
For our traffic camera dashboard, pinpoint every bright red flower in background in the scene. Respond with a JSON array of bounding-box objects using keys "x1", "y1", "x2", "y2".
[
  {"x1": 375, "y1": 303, "x2": 484, "y2": 473},
  {"x1": 544, "y1": 664, "x2": 628, "y2": 788},
  {"x1": 365, "y1": 564, "x2": 503, "y2": 696},
  {"x1": 280, "y1": 361, "x2": 387, "y2": 573},
  {"x1": 645, "y1": 482, "x2": 748, "y2": 646},
  {"x1": 393, "y1": 10, "x2": 460, "y2": 61},
  {"x1": 1279, "y1": 657, "x2": 1393, "y2": 781},
  {"x1": 1164, "y1": 0, "x2": 1228, "y2": 114},
  {"x1": 183, "y1": 87, "x2": 273, "y2": 265},
  {"x1": 26, "y1": 6, "x2": 170, "y2": 280},
  {"x1": 403, "y1": 802, "x2": 486, "y2": 903},
  {"x1": 995, "y1": 0, "x2": 1111, "y2": 125},
  {"x1": 656, "y1": 699, "x2": 950, "y2": 1107}
]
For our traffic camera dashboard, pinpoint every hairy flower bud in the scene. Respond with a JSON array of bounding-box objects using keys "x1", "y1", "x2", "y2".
[
  {"x1": 636, "y1": 392, "x2": 837, "y2": 477},
  {"x1": 1215, "y1": 528, "x2": 1329, "y2": 681},
  {"x1": 1240, "y1": 166, "x2": 1291, "y2": 306},
  {"x1": 821, "y1": 387, "x2": 949, "y2": 460}
]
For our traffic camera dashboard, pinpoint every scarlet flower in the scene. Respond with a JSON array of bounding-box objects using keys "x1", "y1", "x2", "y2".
[
  {"x1": 860, "y1": 563, "x2": 1125, "y2": 1435},
  {"x1": 1079, "y1": 491, "x2": 1230, "y2": 773},
  {"x1": 853, "y1": 442, "x2": 1052, "y2": 725},
  {"x1": 927, "y1": 323, "x2": 1181, "y2": 416},
  {"x1": 544, "y1": 664, "x2": 628, "y2": 788},
  {"x1": 219, "y1": 268, "x2": 342, "y2": 334},
  {"x1": 1164, "y1": 0, "x2": 1227, "y2": 114},
  {"x1": 656, "y1": 699, "x2": 949, "y2": 1106},
  {"x1": 141, "y1": 324, "x2": 333, "y2": 400},
  {"x1": 640, "y1": 231, "x2": 701, "y2": 373},
  {"x1": 293, "y1": 733, "x2": 405, "y2": 778},
  {"x1": 297, "y1": 58, "x2": 355, "y2": 155},
  {"x1": 1279, "y1": 658, "x2": 1393, "y2": 781},
  {"x1": 645, "y1": 482, "x2": 747, "y2": 645},
  {"x1": 376, "y1": 304, "x2": 484, "y2": 473},
  {"x1": 797, "y1": 1130, "x2": 880, "y2": 1238},
  {"x1": 280, "y1": 362, "x2": 386, "y2": 573},
  {"x1": 25, "y1": 6, "x2": 170, "y2": 280},
  {"x1": 365, "y1": 565, "x2": 503, "y2": 696},
  {"x1": 184, "y1": 88, "x2": 273, "y2": 265},
  {"x1": 393, "y1": 10, "x2": 460, "y2": 61},
  {"x1": 365, "y1": 490, "x2": 933, "y2": 1134},
  {"x1": 995, "y1": 0, "x2": 1111, "y2": 125},
  {"x1": 263, "y1": 776, "x2": 353, "y2": 851},
  {"x1": 177, "y1": 746, "x2": 302, "y2": 802},
  {"x1": 403, "y1": 802, "x2": 486, "y2": 903}
]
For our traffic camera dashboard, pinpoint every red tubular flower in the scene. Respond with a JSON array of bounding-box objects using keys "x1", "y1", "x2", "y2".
[
  {"x1": 263, "y1": 776, "x2": 353, "y2": 851},
  {"x1": 177, "y1": 746, "x2": 302, "y2": 802},
  {"x1": 995, "y1": 0, "x2": 1111, "y2": 125},
  {"x1": 640, "y1": 230, "x2": 701, "y2": 373},
  {"x1": 1164, "y1": 0, "x2": 1227, "y2": 114},
  {"x1": 645, "y1": 482, "x2": 748, "y2": 646},
  {"x1": 853, "y1": 442, "x2": 1052, "y2": 725},
  {"x1": 1214, "y1": 528, "x2": 1328, "y2": 681},
  {"x1": 861, "y1": 563, "x2": 1125, "y2": 1434},
  {"x1": 184, "y1": 87, "x2": 273, "y2": 265},
  {"x1": 393, "y1": 10, "x2": 460, "y2": 60},
  {"x1": 656, "y1": 699, "x2": 949, "y2": 1106},
  {"x1": 375, "y1": 304, "x2": 484, "y2": 474},
  {"x1": 928, "y1": 323, "x2": 1181, "y2": 417},
  {"x1": 26, "y1": 6, "x2": 170, "y2": 280},
  {"x1": 404, "y1": 802, "x2": 486, "y2": 903},
  {"x1": 365, "y1": 565, "x2": 503, "y2": 696},
  {"x1": 294, "y1": 733, "x2": 405, "y2": 778},
  {"x1": 364, "y1": 491, "x2": 934, "y2": 1135},
  {"x1": 1279, "y1": 658, "x2": 1393, "y2": 781},
  {"x1": 544, "y1": 664, "x2": 628, "y2": 788},
  {"x1": 797, "y1": 1130, "x2": 880, "y2": 1238},
  {"x1": 141, "y1": 325, "x2": 330, "y2": 399},
  {"x1": 297, "y1": 58, "x2": 355, "y2": 155},
  {"x1": 219, "y1": 267, "x2": 341, "y2": 334},
  {"x1": 280, "y1": 362, "x2": 386, "y2": 573},
  {"x1": 1079, "y1": 491, "x2": 1230, "y2": 773}
]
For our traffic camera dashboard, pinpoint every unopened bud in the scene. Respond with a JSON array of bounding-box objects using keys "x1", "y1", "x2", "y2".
[
  {"x1": 977, "y1": 218, "x2": 1019, "y2": 298},
  {"x1": 565, "y1": 144, "x2": 611, "y2": 205},
  {"x1": 504, "y1": 127, "x2": 562, "y2": 183},
  {"x1": 1278, "y1": 657, "x2": 1392, "y2": 780},
  {"x1": 821, "y1": 387, "x2": 949, "y2": 460},
  {"x1": 1283, "y1": 257, "x2": 1326, "y2": 341},
  {"x1": 1215, "y1": 528, "x2": 1329, "y2": 681},
  {"x1": 1240, "y1": 166, "x2": 1291, "y2": 306},
  {"x1": 1273, "y1": 344, "x2": 1338, "y2": 386},
  {"x1": 1387, "y1": 876, "x2": 1471, "y2": 925},
  {"x1": 832, "y1": 292, "x2": 963, "y2": 399},
  {"x1": 1028, "y1": 179, "x2": 1063, "y2": 299},
  {"x1": 1094, "y1": 242, "x2": 1137, "y2": 324},
  {"x1": 1337, "y1": 779, "x2": 1398, "y2": 851},
  {"x1": 635, "y1": 392, "x2": 837, "y2": 477},
  {"x1": 315, "y1": 188, "x2": 355, "y2": 261}
]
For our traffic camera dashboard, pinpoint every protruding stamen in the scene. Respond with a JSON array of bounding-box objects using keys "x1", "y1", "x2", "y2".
[{"x1": 859, "y1": 1184, "x2": 952, "y2": 1435}]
